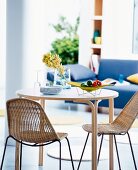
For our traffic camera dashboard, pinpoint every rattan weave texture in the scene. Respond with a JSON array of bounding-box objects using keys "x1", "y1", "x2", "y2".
[
  {"x1": 6, "y1": 98, "x2": 67, "y2": 143},
  {"x1": 83, "y1": 92, "x2": 138, "y2": 135}
]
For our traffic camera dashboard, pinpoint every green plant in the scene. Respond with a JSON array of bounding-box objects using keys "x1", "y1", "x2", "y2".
[{"x1": 50, "y1": 16, "x2": 80, "y2": 65}]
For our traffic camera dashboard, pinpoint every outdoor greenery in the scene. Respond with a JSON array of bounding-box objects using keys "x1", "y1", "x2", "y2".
[{"x1": 50, "y1": 16, "x2": 80, "y2": 65}]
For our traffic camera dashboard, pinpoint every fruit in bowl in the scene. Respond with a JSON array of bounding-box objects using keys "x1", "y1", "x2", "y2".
[
  {"x1": 81, "y1": 80, "x2": 102, "y2": 87},
  {"x1": 68, "y1": 80, "x2": 113, "y2": 92}
]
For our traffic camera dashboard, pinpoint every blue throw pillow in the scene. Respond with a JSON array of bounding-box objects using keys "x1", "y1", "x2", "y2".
[{"x1": 66, "y1": 64, "x2": 96, "y2": 82}]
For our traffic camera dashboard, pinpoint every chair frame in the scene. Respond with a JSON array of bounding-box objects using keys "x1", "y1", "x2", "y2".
[
  {"x1": 77, "y1": 132, "x2": 137, "y2": 170},
  {"x1": 0, "y1": 98, "x2": 75, "y2": 170}
]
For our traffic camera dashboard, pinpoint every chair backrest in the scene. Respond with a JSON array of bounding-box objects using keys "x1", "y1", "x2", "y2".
[
  {"x1": 113, "y1": 92, "x2": 138, "y2": 132},
  {"x1": 6, "y1": 98, "x2": 59, "y2": 143}
]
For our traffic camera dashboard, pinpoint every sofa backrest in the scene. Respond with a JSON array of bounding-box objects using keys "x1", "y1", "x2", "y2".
[{"x1": 97, "y1": 59, "x2": 138, "y2": 81}]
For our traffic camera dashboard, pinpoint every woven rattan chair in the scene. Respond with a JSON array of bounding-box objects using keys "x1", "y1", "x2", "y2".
[
  {"x1": 0, "y1": 98, "x2": 74, "y2": 170},
  {"x1": 77, "y1": 92, "x2": 138, "y2": 170}
]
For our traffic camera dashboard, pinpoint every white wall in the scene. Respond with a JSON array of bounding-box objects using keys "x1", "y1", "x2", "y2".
[
  {"x1": 102, "y1": 0, "x2": 134, "y2": 59},
  {"x1": 22, "y1": 0, "x2": 81, "y2": 88},
  {"x1": 79, "y1": 0, "x2": 92, "y2": 67},
  {"x1": 133, "y1": 0, "x2": 138, "y2": 53}
]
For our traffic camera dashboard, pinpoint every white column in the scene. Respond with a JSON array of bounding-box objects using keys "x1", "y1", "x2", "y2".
[
  {"x1": 0, "y1": 0, "x2": 6, "y2": 110},
  {"x1": 6, "y1": 0, "x2": 24, "y2": 144},
  {"x1": 6, "y1": 0, "x2": 24, "y2": 100}
]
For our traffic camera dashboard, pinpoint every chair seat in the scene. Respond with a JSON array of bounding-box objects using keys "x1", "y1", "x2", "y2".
[
  {"x1": 14, "y1": 131, "x2": 68, "y2": 143},
  {"x1": 82, "y1": 124, "x2": 127, "y2": 135}
]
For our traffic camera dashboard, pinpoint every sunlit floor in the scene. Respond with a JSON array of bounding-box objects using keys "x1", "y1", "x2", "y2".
[{"x1": 0, "y1": 101, "x2": 138, "y2": 170}]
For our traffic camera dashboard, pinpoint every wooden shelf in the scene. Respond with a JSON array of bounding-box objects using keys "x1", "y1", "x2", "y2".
[
  {"x1": 90, "y1": 0, "x2": 133, "y2": 59},
  {"x1": 91, "y1": 0, "x2": 103, "y2": 58},
  {"x1": 92, "y1": 49, "x2": 101, "y2": 55},
  {"x1": 91, "y1": 44, "x2": 102, "y2": 49},
  {"x1": 92, "y1": 16, "x2": 103, "y2": 20},
  {"x1": 94, "y1": 0, "x2": 103, "y2": 16}
]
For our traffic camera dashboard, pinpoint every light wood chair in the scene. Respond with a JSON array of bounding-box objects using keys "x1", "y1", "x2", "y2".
[
  {"x1": 77, "y1": 92, "x2": 138, "y2": 170},
  {"x1": 0, "y1": 98, "x2": 75, "y2": 170}
]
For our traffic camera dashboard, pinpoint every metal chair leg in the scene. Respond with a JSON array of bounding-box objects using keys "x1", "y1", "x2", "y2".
[
  {"x1": 58, "y1": 141, "x2": 62, "y2": 170},
  {"x1": 97, "y1": 134, "x2": 104, "y2": 163},
  {"x1": 127, "y1": 132, "x2": 137, "y2": 170},
  {"x1": 20, "y1": 142, "x2": 23, "y2": 170},
  {"x1": 113, "y1": 135, "x2": 121, "y2": 170},
  {"x1": 77, "y1": 133, "x2": 90, "y2": 170},
  {"x1": 0, "y1": 136, "x2": 10, "y2": 170},
  {"x1": 65, "y1": 137, "x2": 75, "y2": 170}
]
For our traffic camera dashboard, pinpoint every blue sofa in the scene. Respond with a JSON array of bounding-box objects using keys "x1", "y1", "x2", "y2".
[
  {"x1": 66, "y1": 59, "x2": 138, "y2": 109},
  {"x1": 97, "y1": 59, "x2": 138, "y2": 108}
]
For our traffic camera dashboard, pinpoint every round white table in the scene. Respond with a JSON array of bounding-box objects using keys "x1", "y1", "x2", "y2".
[{"x1": 16, "y1": 87, "x2": 118, "y2": 170}]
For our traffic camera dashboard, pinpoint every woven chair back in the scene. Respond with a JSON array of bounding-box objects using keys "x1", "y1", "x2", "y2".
[
  {"x1": 113, "y1": 92, "x2": 138, "y2": 132},
  {"x1": 6, "y1": 98, "x2": 59, "y2": 143}
]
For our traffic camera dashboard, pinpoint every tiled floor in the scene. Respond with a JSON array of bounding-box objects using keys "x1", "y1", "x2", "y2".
[{"x1": 0, "y1": 101, "x2": 138, "y2": 170}]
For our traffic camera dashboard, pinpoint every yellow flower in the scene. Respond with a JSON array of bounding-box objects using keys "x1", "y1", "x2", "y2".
[{"x1": 42, "y1": 52, "x2": 64, "y2": 75}]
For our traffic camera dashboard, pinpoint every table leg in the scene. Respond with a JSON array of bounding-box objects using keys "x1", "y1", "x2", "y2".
[
  {"x1": 87, "y1": 100, "x2": 98, "y2": 170},
  {"x1": 38, "y1": 99, "x2": 45, "y2": 166},
  {"x1": 109, "y1": 98, "x2": 114, "y2": 170},
  {"x1": 15, "y1": 142, "x2": 20, "y2": 170},
  {"x1": 39, "y1": 146, "x2": 43, "y2": 166}
]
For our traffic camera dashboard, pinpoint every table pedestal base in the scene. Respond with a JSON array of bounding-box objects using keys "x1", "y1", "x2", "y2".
[{"x1": 47, "y1": 145, "x2": 108, "y2": 161}]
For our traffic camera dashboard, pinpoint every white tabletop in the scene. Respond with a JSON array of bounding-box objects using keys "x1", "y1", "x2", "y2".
[{"x1": 16, "y1": 87, "x2": 119, "y2": 101}]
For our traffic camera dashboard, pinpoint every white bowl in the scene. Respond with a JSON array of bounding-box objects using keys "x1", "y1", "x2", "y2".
[{"x1": 40, "y1": 86, "x2": 63, "y2": 95}]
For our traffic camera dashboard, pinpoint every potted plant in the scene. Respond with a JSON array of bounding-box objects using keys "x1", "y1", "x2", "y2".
[{"x1": 50, "y1": 16, "x2": 80, "y2": 65}]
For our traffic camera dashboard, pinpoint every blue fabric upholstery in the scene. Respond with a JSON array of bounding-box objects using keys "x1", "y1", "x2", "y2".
[
  {"x1": 97, "y1": 59, "x2": 138, "y2": 81},
  {"x1": 66, "y1": 64, "x2": 96, "y2": 82},
  {"x1": 97, "y1": 59, "x2": 138, "y2": 108},
  {"x1": 99, "y1": 84, "x2": 138, "y2": 108}
]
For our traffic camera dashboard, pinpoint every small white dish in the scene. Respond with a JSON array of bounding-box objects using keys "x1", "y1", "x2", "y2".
[{"x1": 40, "y1": 86, "x2": 63, "y2": 95}]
